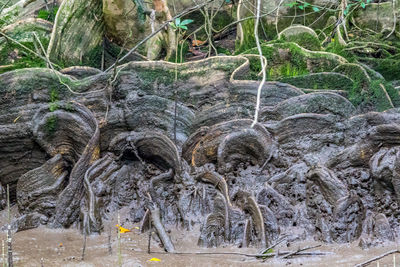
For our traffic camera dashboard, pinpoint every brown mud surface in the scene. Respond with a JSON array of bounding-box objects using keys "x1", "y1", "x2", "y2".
[{"x1": 0, "y1": 209, "x2": 398, "y2": 267}]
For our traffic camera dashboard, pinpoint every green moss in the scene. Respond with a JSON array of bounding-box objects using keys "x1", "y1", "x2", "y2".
[
  {"x1": 236, "y1": 19, "x2": 256, "y2": 53},
  {"x1": 168, "y1": 41, "x2": 189, "y2": 63},
  {"x1": 0, "y1": 38, "x2": 49, "y2": 74},
  {"x1": 216, "y1": 46, "x2": 232, "y2": 55},
  {"x1": 359, "y1": 58, "x2": 400, "y2": 81},
  {"x1": 241, "y1": 42, "x2": 342, "y2": 80},
  {"x1": 325, "y1": 38, "x2": 356, "y2": 62},
  {"x1": 48, "y1": 88, "x2": 59, "y2": 112},
  {"x1": 282, "y1": 32, "x2": 322, "y2": 51},
  {"x1": 45, "y1": 114, "x2": 58, "y2": 135},
  {"x1": 369, "y1": 80, "x2": 394, "y2": 111},
  {"x1": 280, "y1": 72, "x2": 354, "y2": 91},
  {"x1": 37, "y1": 6, "x2": 59, "y2": 22}
]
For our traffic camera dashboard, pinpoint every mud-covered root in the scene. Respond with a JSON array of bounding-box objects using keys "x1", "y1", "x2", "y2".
[
  {"x1": 16, "y1": 154, "x2": 68, "y2": 230},
  {"x1": 241, "y1": 219, "x2": 251, "y2": 248},
  {"x1": 359, "y1": 211, "x2": 395, "y2": 249},
  {"x1": 233, "y1": 190, "x2": 266, "y2": 248},
  {"x1": 110, "y1": 131, "x2": 181, "y2": 176},
  {"x1": 150, "y1": 206, "x2": 175, "y2": 253},
  {"x1": 198, "y1": 193, "x2": 230, "y2": 247},
  {"x1": 32, "y1": 102, "x2": 99, "y2": 164},
  {"x1": 370, "y1": 146, "x2": 400, "y2": 205},
  {"x1": 306, "y1": 165, "x2": 348, "y2": 206},
  {"x1": 140, "y1": 209, "x2": 151, "y2": 233},
  {"x1": 183, "y1": 119, "x2": 273, "y2": 172},
  {"x1": 79, "y1": 156, "x2": 113, "y2": 235},
  {"x1": 330, "y1": 192, "x2": 365, "y2": 243},
  {"x1": 217, "y1": 127, "x2": 273, "y2": 174},
  {"x1": 149, "y1": 169, "x2": 174, "y2": 206},
  {"x1": 195, "y1": 169, "x2": 231, "y2": 207},
  {"x1": 46, "y1": 102, "x2": 100, "y2": 228}
]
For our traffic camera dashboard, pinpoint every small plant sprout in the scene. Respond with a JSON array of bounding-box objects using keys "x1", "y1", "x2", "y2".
[{"x1": 169, "y1": 18, "x2": 194, "y2": 32}]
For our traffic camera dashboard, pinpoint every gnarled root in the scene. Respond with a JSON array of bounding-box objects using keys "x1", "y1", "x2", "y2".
[
  {"x1": 150, "y1": 206, "x2": 175, "y2": 253},
  {"x1": 198, "y1": 192, "x2": 230, "y2": 247},
  {"x1": 195, "y1": 169, "x2": 231, "y2": 207},
  {"x1": 233, "y1": 190, "x2": 266, "y2": 248}
]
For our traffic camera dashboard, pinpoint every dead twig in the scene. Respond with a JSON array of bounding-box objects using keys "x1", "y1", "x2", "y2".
[
  {"x1": 150, "y1": 250, "x2": 330, "y2": 258},
  {"x1": 258, "y1": 235, "x2": 288, "y2": 254},
  {"x1": 354, "y1": 249, "x2": 399, "y2": 267},
  {"x1": 81, "y1": 231, "x2": 87, "y2": 261},
  {"x1": 281, "y1": 244, "x2": 321, "y2": 259}
]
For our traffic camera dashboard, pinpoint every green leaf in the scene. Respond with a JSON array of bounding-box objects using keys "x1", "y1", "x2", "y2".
[
  {"x1": 360, "y1": 2, "x2": 365, "y2": 8},
  {"x1": 298, "y1": 5, "x2": 304, "y2": 10},
  {"x1": 175, "y1": 17, "x2": 181, "y2": 26},
  {"x1": 180, "y1": 19, "x2": 194, "y2": 26},
  {"x1": 344, "y1": 6, "x2": 350, "y2": 15},
  {"x1": 286, "y1": 2, "x2": 297, "y2": 7},
  {"x1": 312, "y1": 6, "x2": 319, "y2": 12},
  {"x1": 303, "y1": 2, "x2": 310, "y2": 7},
  {"x1": 169, "y1": 22, "x2": 177, "y2": 30},
  {"x1": 179, "y1": 25, "x2": 188, "y2": 30}
]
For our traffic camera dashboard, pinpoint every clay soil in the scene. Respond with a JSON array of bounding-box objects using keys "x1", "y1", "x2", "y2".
[{"x1": 0, "y1": 209, "x2": 398, "y2": 267}]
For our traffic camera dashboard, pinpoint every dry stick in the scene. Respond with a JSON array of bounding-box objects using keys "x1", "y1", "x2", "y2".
[
  {"x1": 281, "y1": 244, "x2": 321, "y2": 259},
  {"x1": 105, "y1": 0, "x2": 215, "y2": 72},
  {"x1": 101, "y1": 38, "x2": 105, "y2": 71},
  {"x1": 6, "y1": 185, "x2": 9, "y2": 225},
  {"x1": 117, "y1": 213, "x2": 122, "y2": 267},
  {"x1": 354, "y1": 250, "x2": 399, "y2": 267},
  {"x1": 147, "y1": 210, "x2": 151, "y2": 254},
  {"x1": 1, "y1": 240, "x2": 4, "y2": 267},
  {"x1": 259, "y1": 235, "x2": 288, "y2": 254},
  {"x1": 152, "y1": 250, "x2": 329, "y2": 258},
  {"x1": 107, "y1": 224, "x2": 112, "y2": 255},
  {"x1": 6, "y1": 185, "x2": 12, "y2": 267},
  {"x1": 81, "y1": 231, "x2": 87, "y2": 261}
]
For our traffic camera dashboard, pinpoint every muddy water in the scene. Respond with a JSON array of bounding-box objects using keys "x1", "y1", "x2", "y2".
[{"x1": 0, "y1": 209, "x2": 398, "y2": 267}]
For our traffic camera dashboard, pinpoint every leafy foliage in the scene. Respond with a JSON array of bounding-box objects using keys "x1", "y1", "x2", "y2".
[
  {"x1": 169, "y1": 18, "x2": 194, "y2": 31},
  {"x1": 286, "y1": 1, "x2": 320, "y2": 12}
]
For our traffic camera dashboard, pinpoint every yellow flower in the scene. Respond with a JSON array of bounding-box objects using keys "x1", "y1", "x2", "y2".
[{"x1": 115, "y1": 225, "x2": 131, "y2": 233}]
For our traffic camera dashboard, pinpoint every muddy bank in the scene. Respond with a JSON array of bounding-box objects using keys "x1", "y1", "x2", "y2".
[
  {"x1": 0, "y1": 218, "x2": 398, "y2": 267},
  {"x1": 0, "y1": 57, "x2": 400, "y2": 254}
]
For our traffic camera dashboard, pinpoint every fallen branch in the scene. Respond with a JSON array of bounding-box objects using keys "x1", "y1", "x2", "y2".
[
  {"x1": 354, "y1": 249, "x2": 399, "y2": 267},
  {"x1": 281, "y1": 244, "x2": 321, "y2": 259},
  {"x1": 258, "y1": 235, "x2": 288, "y2": 254},
  {"x1": 151, "y1": 250, "x2": 330, "y2": 258}
]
